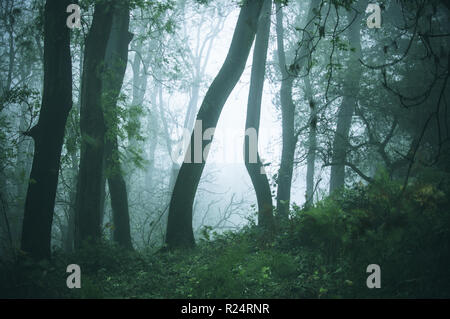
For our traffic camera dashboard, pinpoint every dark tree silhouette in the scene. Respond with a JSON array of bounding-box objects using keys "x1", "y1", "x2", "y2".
[
  {"x1": 165, "y1": 0, "x2": 264, "y2": 249},
  {"x1": 75, "y1": 1, "x2": 115, "y2": 248},
  {"x1": 103, "y1": 0, "x2": 134, "y2": 250},
  {"x1": 244, "y1": 0, "x2": 273, "y2": 229},
  {"x1": 21, "y1": 0, "x2": 73, "y2": 260}
]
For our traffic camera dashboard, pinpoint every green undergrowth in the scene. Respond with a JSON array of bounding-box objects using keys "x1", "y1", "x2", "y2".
[{"x1": 1, "y1": 170, "x2": 449, "y2": 298}]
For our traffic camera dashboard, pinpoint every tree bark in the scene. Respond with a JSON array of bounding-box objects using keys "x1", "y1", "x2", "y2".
[
  {"x1": 275, "y1": 3, "x2": 297, "y2": 219},
  {"x1": 329, "y1": 8, "x2": 363, "y2": 194},
  {"x1": 75, "y1": 1, "x2": 115, "y2": 248},
  {"x1": 63, "y1": 150, "x2": 78, "y2": 253},
  {"x1": 20, "y1": 0, "x2": 73, "y2": 260},
  {"x1": 304, "y1": 74, "x2": 317, "y2": 208},
  {"x1": 276, "y1": 0, "x2": 318, "y2": 217},
  {"x1": 244, "y1": 0, "x2": 273, "y2": 228},
  {"x1": 165, "y1": 0, "x2": 263, "y2": 249},
  {"x1": 103, "y1": 1, "x2": 133, "y2": 250},
  {"x1": 13, "y1": 90, "x2": 33, "y2": 247}
]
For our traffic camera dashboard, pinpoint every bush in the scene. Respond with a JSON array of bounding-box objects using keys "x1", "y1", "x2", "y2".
[
  {"x1": 1, "y1": 169, "x2": 449, "y2": 298},
  {"x1": 286, "y1": 169, "x2": 450, "y2": 297}
]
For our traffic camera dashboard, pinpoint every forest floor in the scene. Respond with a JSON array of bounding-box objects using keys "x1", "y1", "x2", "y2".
[{"x1": 1, "y1": 171, "x2": 450, "y2": 298}]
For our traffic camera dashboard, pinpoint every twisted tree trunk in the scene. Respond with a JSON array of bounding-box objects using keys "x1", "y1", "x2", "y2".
[
  {"x1": 165, "y1": 0, "x2": 263, "y2": 249},
  {"x1": 244, "y1": 0, "x2": 273, "y2": 228}
]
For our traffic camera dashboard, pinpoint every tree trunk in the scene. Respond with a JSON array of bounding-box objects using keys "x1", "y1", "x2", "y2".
[
  {"x1": 75, "y1": 1, "x2": 115, "y2": 248},
  {"x1": 164, "y1": 13, "x2": 222, "y2": 198},
  {"x1": 275, "y1": 0, "x2": 318, "y2": 217},
  {"x1": 146, "y1": 91, "x2": 159, "y2": 191},
  {"x1": 63, "y1": 150, "x2": 78, "y2": 253},
  {"x1": 244, "y1": 0, "x2": 273, "y2": 228},
  {"x1": 165, "y1": 0, "x2": 263, "y2": 249},
  {"x1": 275, "y1": 3, "x2": 296, "y2": 219},
  {"x1": 305, "y1": 74, "x2": 317, "y2": 209},
  {"x1": 129, "y1": 41, "x2": 153, "y2": 190},
  {"x1": 20, "y1": 0, "x2": 73, "y2": 260},
  {"x1": 13, "y1": 97, "x2": 33, "y2": 246},
  {"x1": 329, "y1": 8, "x2": 363, "y2": 194},
  {"x1": 103, "y1": 2, "x2": 133, "y2": 250}
]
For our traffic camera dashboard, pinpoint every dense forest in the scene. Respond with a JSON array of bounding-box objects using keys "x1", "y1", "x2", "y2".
[{"x1": 0, "y1": 0, "x2": 449, "y2": 299}]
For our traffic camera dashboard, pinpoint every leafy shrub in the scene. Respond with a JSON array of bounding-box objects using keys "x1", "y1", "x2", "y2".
[
  {"x1": 287, "y1": 169, "x2": 450, "y2": 297},
  {"x1": 1, "y1": 169, "x2": 449, "y2": 298}
]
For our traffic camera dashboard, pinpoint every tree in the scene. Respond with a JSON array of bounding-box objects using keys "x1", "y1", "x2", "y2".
[
  {"x1": 244, "y1": 0, "x2": 273, "y2": 228},
  {"x1": 275, "y1": 2, "x2": 296, "y2": 219},
  {"x1": 20, "y1": 0, "x2": 72, "y2": 260},
  {"x1": 75, "y1": 1, "x2": 115, "y2": 248},
  {"x1": 166, "y1": 3, "x2": 226, "y2": 195},
  {"x1": 275, "y1": 0, "x2": 319, "y2": 217},
  {"x1": 304, "y1": 73, "x2": 317, "y2": 208},
  {"x1": 165, "y1": 0, "x2": 264, "y2": 249},
  {"x1": 329, "y1": 4, "x2": 363, "y2": 194},
  {"x1": 103, "y1": 1, "x2": 133, "y2": 249}
]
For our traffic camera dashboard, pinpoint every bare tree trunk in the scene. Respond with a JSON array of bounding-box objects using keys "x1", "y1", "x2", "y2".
[
  {"x1": 165, "y1": 0, "x2": 263, "y2": 249},
  {"x1": 20, "y1": 0, "x2": 72, "y2": 260},
  {"x1": 63, "y1": 46, "x2": 84, "y2": 254},
  {"x1": 329, "y1": 8, "x2": 363, "y2": 194},
  {"x1": 305, "y1": 74, "x2": 317, "y2": 208},
  {"x1": 64, "y1": 152, "x2": 77, "y2": 253},
  {"x1": 276, "y1": 0, "x2": 318, "y2": 217},
  {"x1": 12, "y1": 92, "x2": 33, "y2": 246},
  {"x1": 157, "y1": 84, "x2": 180, "y2": 196},
  {"x1": 275, "y1": 3, "x2": 296, "y2": 219},
  {"x1": 75, "y1": 1, "x2": 114, "y2": 248},
  {"x1": 64, "y1": 187, "x2": 76, "y2": 253},
  {"x1": 244, "y1": 0, "x2": 273, "y2": 228},
  {"x1": 103, "y1": 1, "x2": 133, "y2": 249},
  {"x1": 130, "y1": 41, "x2": 154, "y2": 190},
  {"x1": 146, "y1": 91, "x2": 159, "y2": 191}
]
